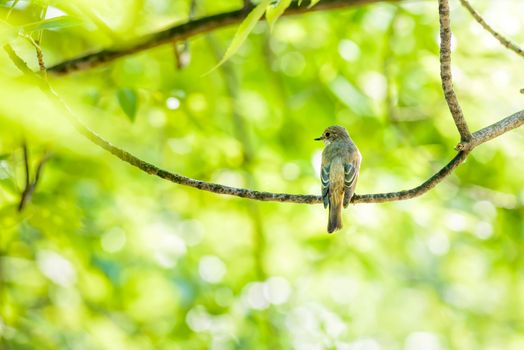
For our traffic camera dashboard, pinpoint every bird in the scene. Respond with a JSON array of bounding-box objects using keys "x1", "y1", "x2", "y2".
[{"x1": 314, "y1": 125, "x2": 361, "y2": 233}]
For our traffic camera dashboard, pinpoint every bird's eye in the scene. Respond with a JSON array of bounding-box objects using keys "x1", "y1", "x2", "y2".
[{"x1": 325, "y1": 132, "x2": 330, "y2": 137}]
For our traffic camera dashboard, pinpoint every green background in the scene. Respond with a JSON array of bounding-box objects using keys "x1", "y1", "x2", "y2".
[{"x1": 1, "y1": 0, "x2": 523, "y2": 349}]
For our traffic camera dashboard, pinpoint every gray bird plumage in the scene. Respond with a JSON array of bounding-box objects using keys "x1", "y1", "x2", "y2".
[{"x1": 315, "y1": 125, "x2": 361, "y2": 233}]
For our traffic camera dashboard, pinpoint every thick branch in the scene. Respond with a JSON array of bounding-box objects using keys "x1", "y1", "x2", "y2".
[
  {"x1": 459, "y1": 0, "x2": 524, "y2": 59},
  {"x1": 438, "y1": 0, "x2": 472, "y2": 142},
  {"x1": 48, "y1": 0, "x2": 399, "y2": 75}
]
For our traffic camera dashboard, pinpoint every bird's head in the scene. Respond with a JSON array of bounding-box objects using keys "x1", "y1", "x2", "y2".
[{"x1": 314, "y1": 125, "x2": 350, "y2": 145}]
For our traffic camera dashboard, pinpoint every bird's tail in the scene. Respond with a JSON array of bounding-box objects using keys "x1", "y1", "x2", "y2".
[{"x1": 327, "y1": 199, "x2": 343, "y2": 233}]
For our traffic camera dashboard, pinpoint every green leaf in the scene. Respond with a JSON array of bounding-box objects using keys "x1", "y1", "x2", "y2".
[
  {"x1": 22, "y1": 16, "x2": 82, "y2": 32},
  {"x1": 0, "y1": 153, "x2": 10, "y2": 161},
  {"x1": 308, "y1": 0, "x2": 320, "y2": 8},
  {"x1": 206, "y1": 0, "x2": 270, "y2": 73},
  {"x1": 0, "y1": 20, "x2": 18, "y2": 46},
  {"x1": 266, "y1": 0, "x2": 292, "y2": 31},
  {"x1": 117, "y1": 88, "x2": 138, "y2": 122},
  {"x1": 0, "y1": 177, "x2": 19, "y2": 195}
]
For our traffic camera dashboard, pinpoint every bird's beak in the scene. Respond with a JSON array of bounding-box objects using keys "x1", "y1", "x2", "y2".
[{"x1": 314, "y1": 136, "x2": 324, "y2": 141}]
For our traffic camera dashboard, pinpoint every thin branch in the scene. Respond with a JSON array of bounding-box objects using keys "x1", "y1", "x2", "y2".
[
  {"x1": 457, "y1": 109, "x2": 524, "y2": 151},
  {"x1": 173, "y1": 0, "x2": 197, "y2": 69},
  {"x1": 6, "y1": 0, "x2": 20, "y2": 20},
  {"x1": 438, "y1": 0, "x2": 471, "y2": 142},
  {"x1": 79, "y1": 124, "x2": 324, "y2": 203},
  {"x1": 53, "y1": 101, "x2": 520, "y2": 206},
  {"x1": 173, "y1": 42, "x2": 191, "y2": 69},
  {"x1": 18, "y1": 144, "x2": 51, "y2": 212},
  {"x1": 17, "y1": 142, "x2": 32, "y2": 210},
  {"x1": 33, "y1": 39, "x2": 47, "y2": 74},
  {"x1": 33, "y1": 151, "x2": 51, "y2": 186},
  {"x1": 76, "y1": 122, "x2": 472, "y2": 204},
  {"x1": 353, "y1": 151, "x2": 470, "y2": 203},
  {"x1": 21, "y1": 142, "x2": 30, "y2": 188},
  {"x1": 48, "y1": 0, "x2": 400, "y2": 75},
  {"x1": 459, "y1": 0, "x2": 524, "y2": 59}
]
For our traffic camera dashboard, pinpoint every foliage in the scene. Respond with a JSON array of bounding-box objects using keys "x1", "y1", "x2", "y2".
[{"x1": 1, "y1": 0, "x2": 524, "y2": 349}]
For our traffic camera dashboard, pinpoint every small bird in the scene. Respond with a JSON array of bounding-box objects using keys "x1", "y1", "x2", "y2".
[{"x1": 315, "y1": 126, "x2": 361, "y2": 233}]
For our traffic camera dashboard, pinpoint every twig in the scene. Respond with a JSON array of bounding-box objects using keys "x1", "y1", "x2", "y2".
[
  {"x1": 6, "y1": 0, "x2": 20, "y2": 19},
  {"x1": 21, "y1": 142, "x2": 30, "y2": 188},
  {"x1": 18, "y1": 142, "x2": 31, "y2": 212},
  {"x1": 438, "y1": 0, "x2": 472, "y2": 143},
  {"x1": 48, "y1": 0, "x2": 401, "y2": 75},
  {"x1": 459, "y1": 0, "x2": 524, "y2": 59},
  {"x1": 33, "y1": 39, "x2": 47, "y2": 74},
  {"x1": 33, "y1": 152, "x2": 51, "y2": 185},
  {"x1": 17, "y1": 143, "x2": 51, "y2": 212},
  {"x1": 173, "y1": 0, "x2": 197, "y2": 69}
]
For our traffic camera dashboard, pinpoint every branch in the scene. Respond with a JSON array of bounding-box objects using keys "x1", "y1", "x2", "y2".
[
  {"x1": 79, "y1": 125, "x2": 324, "y2": 203},
  {"x1": 457, "y1": 110, "x2": 524, "y2": 151},
  {"x1": 18, "y1": 143, "x2": 51, "y2": 212},
  {"x1": 48, "y1": 0, "x2": 400, "y2": 75},
  {"x1": 173, "y1": 0, "x2": 197, "y2": 69},
  {"x1": 7, "y1": 3, "x2": 524, "y2": 206},
  {"x1": 18, "y1": 142, "x2": 31, "y2": 212},
  {"x1": 354, "y1": 151, "x2": 469, "y2": 203},
  {"x1": 75, "y1": 123, "x2": 471, "y2": 204},
  {"x1": 73, "y1": 109, "x2": 524, "y2": 204},
  {"x1": 438, "y1": 0, "x2": 472, "y2": 142},
  {"x1": 68, "y1": 0, "x2": 521, "y2": 203},
  {"x1": 459, "y1": 0, "x2": 524, "y2": 59},
  {"x1": 22, "y1": 142, "x2": 30, "y2": 188}
]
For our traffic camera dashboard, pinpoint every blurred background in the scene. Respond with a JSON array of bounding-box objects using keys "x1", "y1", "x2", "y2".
[{"x1": 0, "y1": 0, "x2": 523, "y2": 349}]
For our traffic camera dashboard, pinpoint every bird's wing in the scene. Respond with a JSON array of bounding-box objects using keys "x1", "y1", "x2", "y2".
[
  {"x1": 343, "y1": 162, "x2": 357, "y2": 208},
  {"x1": 321, "y1": 163, "x2": 330, "y2": 208}
]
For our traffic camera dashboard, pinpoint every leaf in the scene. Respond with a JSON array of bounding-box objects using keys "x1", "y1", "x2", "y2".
[
  {"x1": 117, "y1": 88, "x2": 138, "y2": 122},
  {"x1": 0, "y1": 20, "x2": 18, "y2": 46},
  {"x1": 22, "y1": 16, "x2": 82, "y2": 32},
  {"x1": 0, "y1": 177, "x2": 19, "y2": 195},
  {"x1": 308, "y1": 0, "x2": 320, "y2": 8},
  {"x1": 206, "y1": 0, "x2": 270, "y2": 73},
  {"x1": 266, "y1": 0, "x2": 292, "y2": 31}
]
